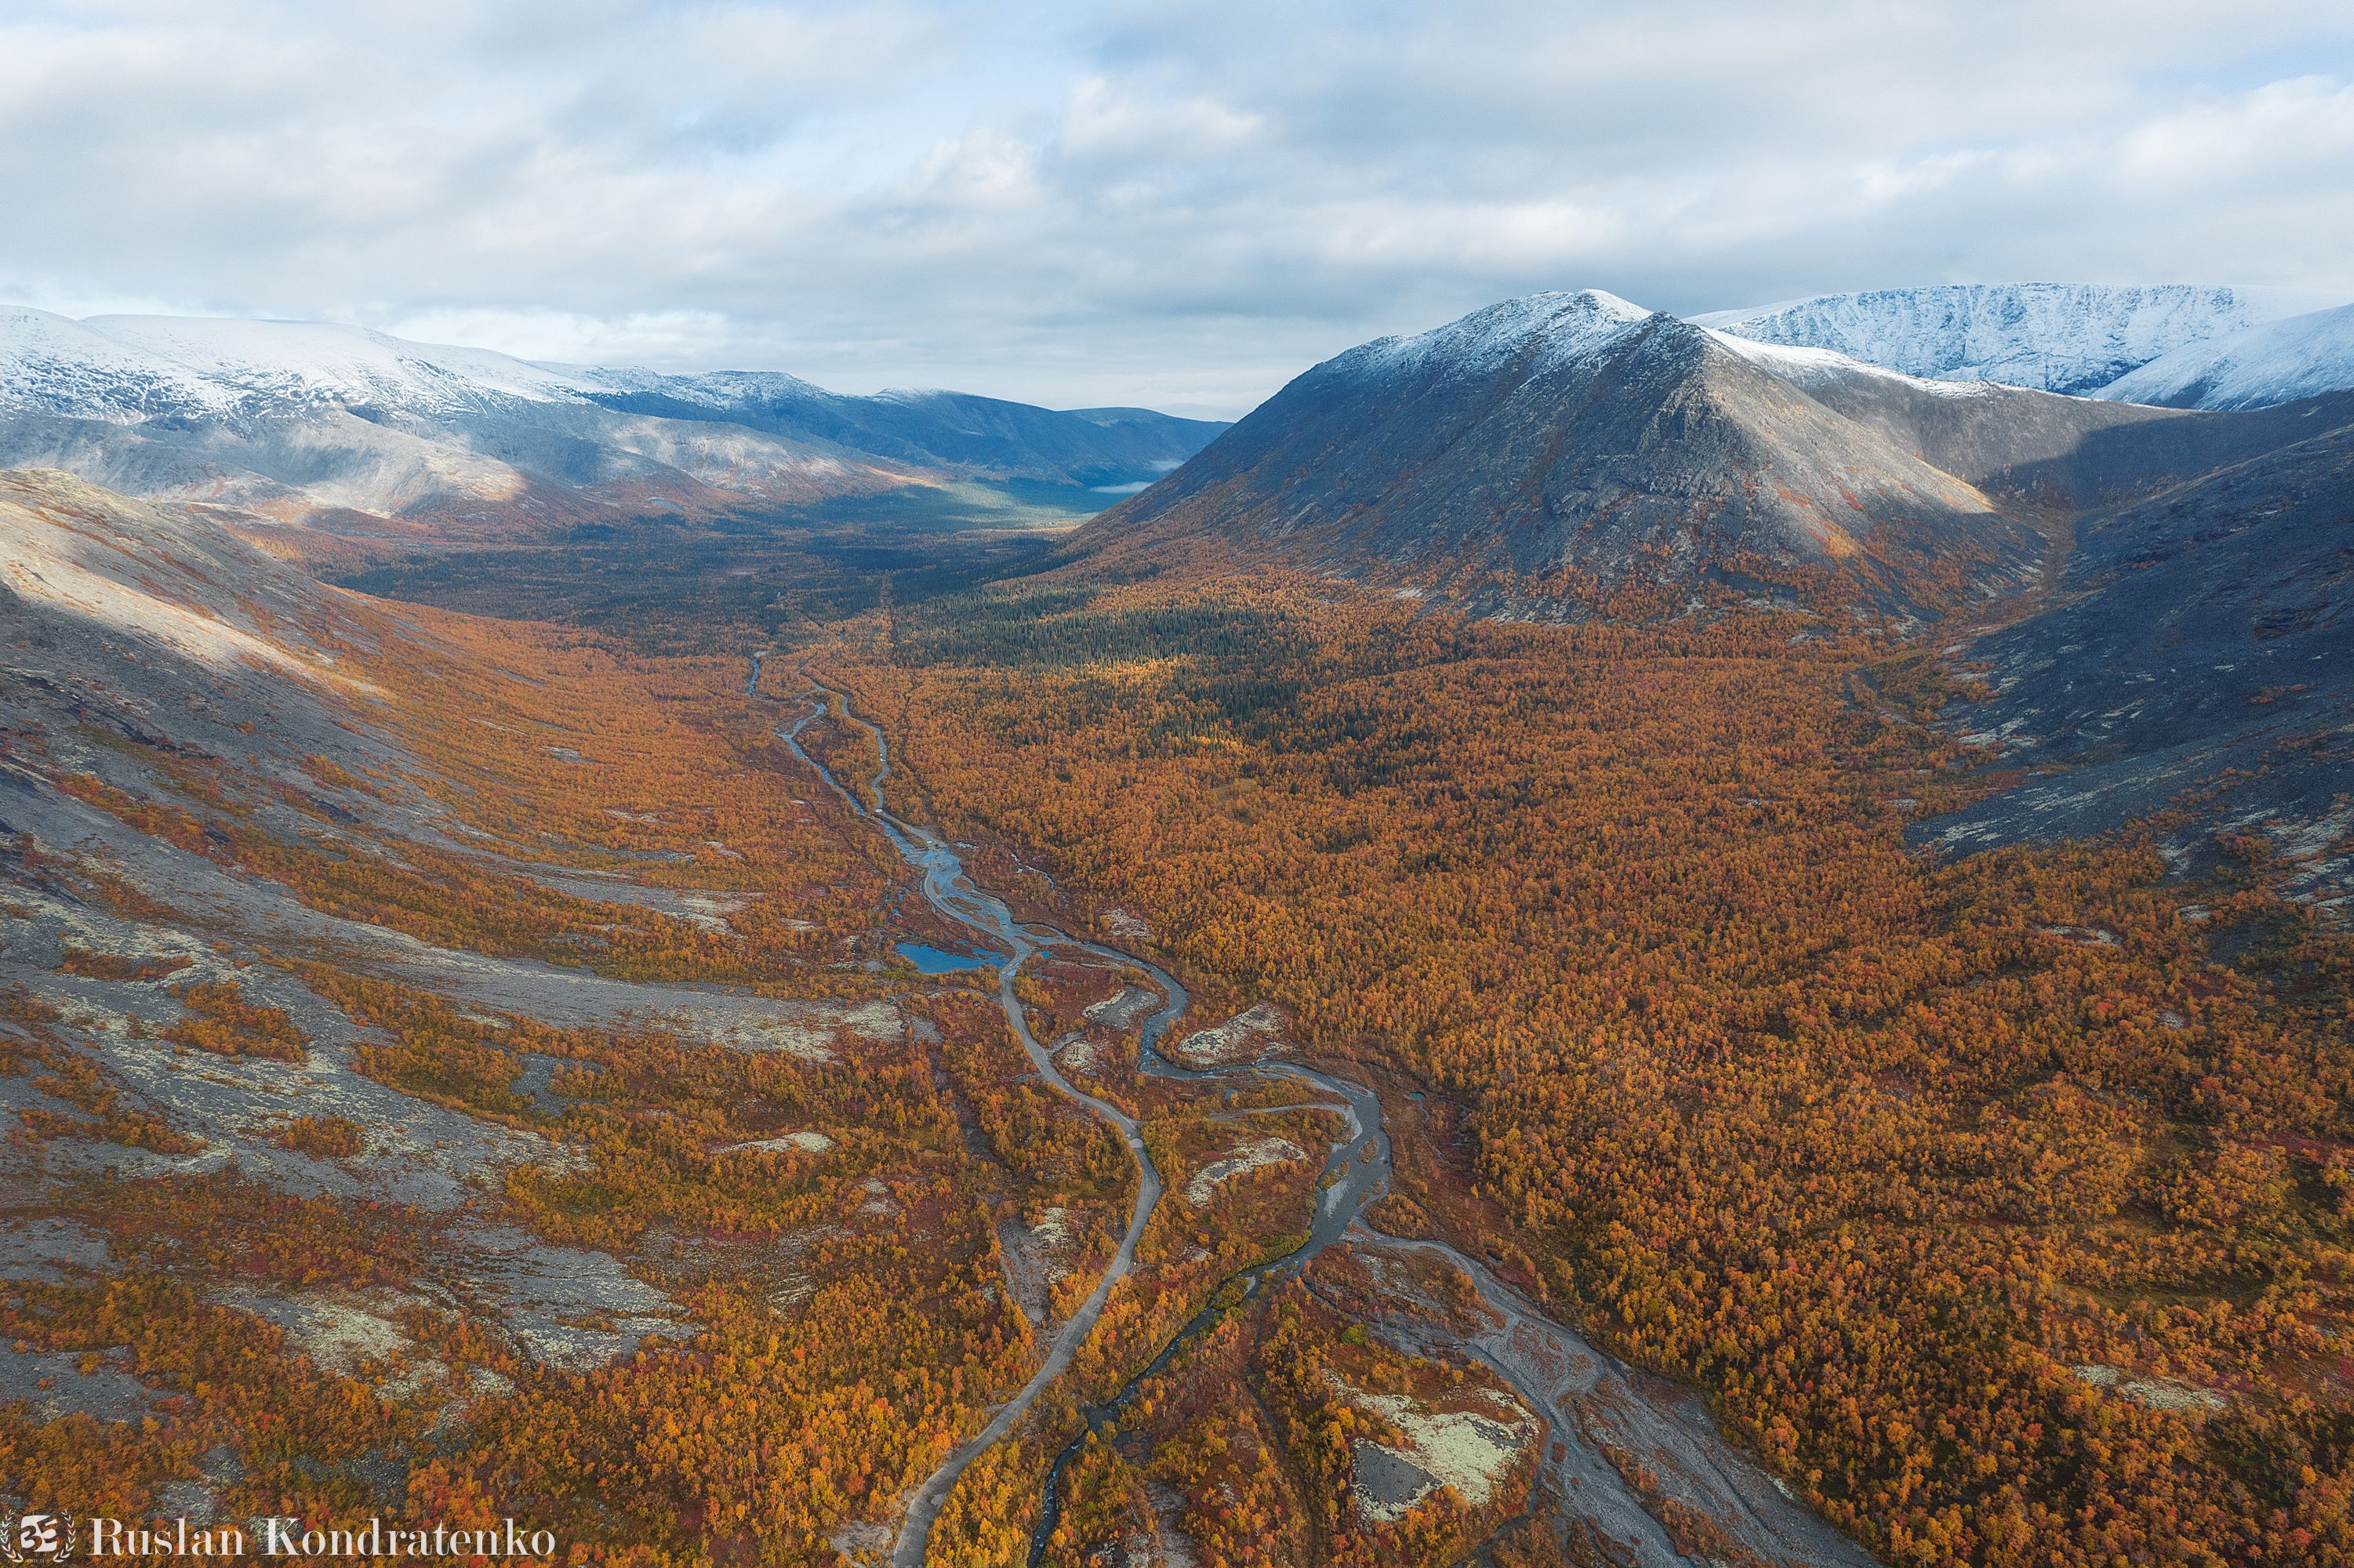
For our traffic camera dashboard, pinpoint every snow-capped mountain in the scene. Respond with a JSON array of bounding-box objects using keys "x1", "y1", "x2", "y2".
[
  {"x1": 1072, "y1": 283, "x2": 2354, "y2": 866},
  {"x1": 0, "y1": 306, "x2": 243, "y2": 420},
  {"x1": 2093, "y1": 303, "x2": 2354, "y2": 410},
  {"x1": 1075, "y1": 280, "x2": 2354, "y2": 616},
  {"x1": 1695, "y1": 284, "x2": 2322, "y2": 397},
  {"x1": 1348, "y1": 287, "x2": 1655, "y2": 381},
  {"x1": 1070, "y1": 289, "x2": 2061, "y2": 614},
  {"x1": 0, "y1": 306, "x2": 628, "y2": 423},
  {"x1": 75, "y1": 312, "x2": 612, "y2": 415},
  {"x1": 0, "y1": 305, "x2": 1225, "y2": 550}
]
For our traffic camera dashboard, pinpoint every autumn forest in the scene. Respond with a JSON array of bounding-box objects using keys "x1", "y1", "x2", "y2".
[{"x1": 4, "y1": 474, "x2": 2352, "y2": 1568}]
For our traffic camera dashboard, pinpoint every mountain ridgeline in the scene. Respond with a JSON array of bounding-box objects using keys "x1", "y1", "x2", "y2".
[
  {"x1": 1067, "y1": 291, "x2": 2149, "y2": 615},
  {"x1": 1698, "y1": 281, "x2": 2354, "y2": 408},
  {"x1": 582, "y1": 374, "x2": 1212, "y2": 492},
  {"x1": 5, "y1": 281, "x2": 2350, "y2": 860},
  {"x1": 1695, "y1": 282, "x2": 2295, "y2": 395},
  {"x1": 1069, "y1": 285, "x2": 2354, "y2": 610}
]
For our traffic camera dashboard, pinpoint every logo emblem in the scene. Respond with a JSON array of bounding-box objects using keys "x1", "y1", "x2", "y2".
[{"x1": 2, "y1": 1515, "x2": 77, "y2": 1563}]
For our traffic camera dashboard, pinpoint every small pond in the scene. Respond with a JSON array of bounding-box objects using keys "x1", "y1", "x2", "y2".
[{"x1": 895, "y1": 940, "x2": 1004, "y2": 975}]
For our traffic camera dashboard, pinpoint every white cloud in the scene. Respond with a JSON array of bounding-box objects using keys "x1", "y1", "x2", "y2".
[
  {"x1": 0, "y1": 0, "x2": 2349, "y2": 416},
  {"x1": 1059, "y1": 74, "x2": 1262, "y2": 161}
]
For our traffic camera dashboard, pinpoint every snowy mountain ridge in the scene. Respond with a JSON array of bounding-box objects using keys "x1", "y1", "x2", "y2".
[
  {"x1": 13, "y1": 283, "x2": 2352, "y2": 435},
  {"x1": 2094, "y1": 303, "x2": 2354, "y2": 411},
  {"x1": 1347, "y1": 289, "x2": 1654, "y2": 380},
  {"x1": 0, "y1": 304, "x2": 1203, "y2": 430},
  {"x1": 0, "y1": 306, "x2": 245, "y2": 421},
  {"x1": 0, "y1": 306, "x2": 615, "y2": 422},
  {"x1": 1700, "y1": 330, "x2": 2000, "y2": 400},
  {"x1": 1695, "y1": 283, "x2": 2341, "y2": 398},
  {"x1": 1068, "y1": 286, "x2": 2049, "y2": 617}
]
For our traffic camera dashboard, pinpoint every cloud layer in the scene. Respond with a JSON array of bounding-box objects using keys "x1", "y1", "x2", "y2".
[{"x1": 5, "y1": 0, "x2": 2351, "y2": 414}]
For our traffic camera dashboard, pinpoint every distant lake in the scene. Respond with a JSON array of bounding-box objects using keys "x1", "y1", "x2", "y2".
[{"x1": 895, "y1": 940, "x2": 1004, "y2": 974}]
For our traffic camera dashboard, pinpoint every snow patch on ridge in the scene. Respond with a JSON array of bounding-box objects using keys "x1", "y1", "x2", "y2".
[
  {"x1": 1703, "y1": 331, "x2": 1996, "y2": 398},
  {"x1": 78, "y1": 314, "x2": 608, "y2": 414}
]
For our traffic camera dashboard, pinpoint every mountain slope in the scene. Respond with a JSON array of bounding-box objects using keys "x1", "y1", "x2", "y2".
[
  {"x1": 1919, "y1": 419, "x2": 2354, "y2": 897},
  {"x1": 0, "y1": 464, "x2": 1052, "y2": 1515},
  {"x1": 2094, "y1": 303, "x2": 2354, "y2": 410},
  {"x1": 1070, "y1": 291, "x2": 2041, "y2": 615},
  {"x1": 1696, "y1": 284, "x2": 2316, "y2": 395},
  {"x1": 0, "y1": 400, "x2": 908, "y2": 546},
  {"x1": 1701, "y1": 332, "x2": 2182, "y2": 493},
  {"x1": 0, "y1": 466, "x2": 374, "y2": 686}
]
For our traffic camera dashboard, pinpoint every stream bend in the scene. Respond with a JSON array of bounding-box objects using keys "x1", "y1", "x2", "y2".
[{"x1": 755, "y1": 655, "x2": 1876, "y2": 1568}]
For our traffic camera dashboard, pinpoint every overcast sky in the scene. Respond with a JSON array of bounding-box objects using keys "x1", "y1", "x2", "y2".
[{"x1": 5, "y1": 1, "x2": 2352, "y2": 416}]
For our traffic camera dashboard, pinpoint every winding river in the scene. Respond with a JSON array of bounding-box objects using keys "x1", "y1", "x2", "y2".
[{"x1": 754, "y1": 655, "x2": 1879, "y2": 1568}]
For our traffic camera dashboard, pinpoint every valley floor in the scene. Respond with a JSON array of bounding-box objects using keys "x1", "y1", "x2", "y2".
[{"x1": 5, "y1": 474, "x2": 2352, "y2": 1568}]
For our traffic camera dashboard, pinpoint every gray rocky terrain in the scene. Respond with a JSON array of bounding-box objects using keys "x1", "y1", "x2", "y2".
[{"x1": 0, "y1": 469, "x2": 930, "y2": 1518}]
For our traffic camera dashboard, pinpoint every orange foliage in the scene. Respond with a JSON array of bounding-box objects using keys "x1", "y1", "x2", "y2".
[
  {"x1": 274, "y1": 1112, "x2": 365, "y2": 1160},
  {"x1": 812, "y1": 569, "x2": 2354, "y2": 1567},
  {"x1": 162, "y1": 979, "x2": 306, "y2": 1062}
]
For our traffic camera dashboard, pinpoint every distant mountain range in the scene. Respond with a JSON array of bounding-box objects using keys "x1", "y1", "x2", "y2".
[
  {"x1": 0, "y1": 306, "x2": 1226, "y2": 557},
  {"x1": 1697, "y1": 282, "x2": 2354, "y2": 408},
  {"x1": 2094, "y1": 302, "x2": 2354, "y2": 410},
  {"x1": 8, "y1": 280, "x2": 2352, "y2": 568}
]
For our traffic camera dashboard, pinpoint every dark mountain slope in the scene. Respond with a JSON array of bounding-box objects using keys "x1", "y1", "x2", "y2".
[
  {"x1": 1730, "y1": 350, "x2": 2354, "y2": 512},
  {"x1": 1919, "y1": 419, "x2": 2354, "y2": 898},
  {"x1": 1066, "y1": 292, "x2": 2040, "y2": 615},
  {"x1": 1989, "y1": 390, "x2": 2354, "y2": 508}
]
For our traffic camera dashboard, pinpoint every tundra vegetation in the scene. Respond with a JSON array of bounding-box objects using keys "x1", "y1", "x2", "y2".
[{"x1": 2, "y1": 492, "x2": 2350, "y2": 1568}]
